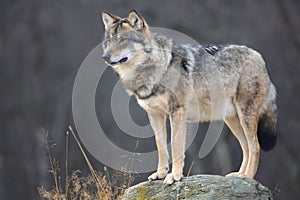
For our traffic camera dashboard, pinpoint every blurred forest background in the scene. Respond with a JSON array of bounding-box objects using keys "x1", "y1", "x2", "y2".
[{"x1": 1, "y1": 0, "x2": 300, "y2": 199}]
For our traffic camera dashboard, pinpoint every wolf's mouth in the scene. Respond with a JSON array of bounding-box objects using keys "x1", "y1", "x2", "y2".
[{"x1": 111, "y1": 57, "x2": 128, "y2": 65}]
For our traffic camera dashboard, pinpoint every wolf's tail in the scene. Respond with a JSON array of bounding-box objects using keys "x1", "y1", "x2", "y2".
[{"x1": 257, "y1": 84, "x2": 278, "y2": 151}]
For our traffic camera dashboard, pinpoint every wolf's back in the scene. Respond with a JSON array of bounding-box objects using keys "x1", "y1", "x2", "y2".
[{"x1": 258, "y1": 83, "x2": 278, "y2": 151}]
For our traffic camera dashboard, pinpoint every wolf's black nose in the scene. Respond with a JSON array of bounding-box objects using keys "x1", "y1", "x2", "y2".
[{"x1": 102, "y1": 54, "x2": 111, "y2": 63}]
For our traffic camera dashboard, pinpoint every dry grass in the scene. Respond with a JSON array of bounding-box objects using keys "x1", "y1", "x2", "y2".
[{"x1": 38, "y1": 127, "x2": 135, "y2": 200}]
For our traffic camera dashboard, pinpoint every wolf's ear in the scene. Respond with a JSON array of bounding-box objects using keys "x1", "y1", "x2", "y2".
[
  {"x1": 127, "y1": 10, "x2": 148, "y2": 30},
  {"x1": 102, "y1": 11, "x2": 118, "y2": 29}
]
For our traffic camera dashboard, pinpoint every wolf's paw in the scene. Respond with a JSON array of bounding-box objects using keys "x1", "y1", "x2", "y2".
[
  {"x1": 148, "y1": 170, "x2": 168, "y2": 181},
  {"x1": 226, "y1": 172, "x2": 252, "y2": 178},
  {"x1": 163, "y1": 172, "x2": 182, "y2": 185},
  {"x1": 225, "y1": 172, "x2": 241, "y2": 177},
  {"x1": 237, "y1": 173, "x2": 253, "y2": 178}
]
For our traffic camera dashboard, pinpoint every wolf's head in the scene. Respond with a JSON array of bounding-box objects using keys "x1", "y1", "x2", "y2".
[{"x1": 101, "y1": 10, "x2": 153, "y2": 71}]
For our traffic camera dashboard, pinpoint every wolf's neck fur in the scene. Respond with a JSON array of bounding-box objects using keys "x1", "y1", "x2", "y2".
[{"x1": 123, "y1": 33, "x2": 173, "y2": 99}]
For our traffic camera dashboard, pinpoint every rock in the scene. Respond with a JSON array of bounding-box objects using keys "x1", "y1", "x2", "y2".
[{"x1": 122, "y1": 174, "x2": 273, "y2": 200}]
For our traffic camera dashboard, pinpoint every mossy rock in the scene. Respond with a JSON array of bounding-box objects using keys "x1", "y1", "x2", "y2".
[{"x1": 123, "y1": 174, "x2": 272, "y2": 200}]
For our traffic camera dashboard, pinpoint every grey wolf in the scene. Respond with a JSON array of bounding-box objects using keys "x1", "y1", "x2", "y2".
[{"x1": 101, "y1": 10, "x2": 277, "y2": 185}]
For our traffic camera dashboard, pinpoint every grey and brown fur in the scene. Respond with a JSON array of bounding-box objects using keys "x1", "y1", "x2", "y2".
[{"x1": 101, "y1": 10, "x2": 278, "y2": 185}]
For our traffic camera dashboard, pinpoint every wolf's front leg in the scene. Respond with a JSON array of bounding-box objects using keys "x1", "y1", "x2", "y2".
[
  {"x1": 147, "y1": 112, "x2": 169, "y2": 181},
  {"x1": 163, "y1": 108, "x2": 186, "y2": 185}
]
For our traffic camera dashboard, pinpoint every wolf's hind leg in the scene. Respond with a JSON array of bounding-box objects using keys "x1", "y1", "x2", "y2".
[
  {"x1": 148, "y1": 112, "x2": 169, "y2": 181},
  {"x1": 224, "y1": 114, "x2": 249, "y2": 177},
  {"x1": 235, "y1": 104, "x2": 260, "y2": 178}
]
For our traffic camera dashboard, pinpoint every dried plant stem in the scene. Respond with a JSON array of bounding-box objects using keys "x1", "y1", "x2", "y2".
[
  {"x1": 65, "y1": 131, "x2": 69, "y2": 199},
  {"x1": 187, "y1": 161, "x2": 195, "y2": 178},
  {"x1": 44, "y1": 131, "x2": 60, "y2": 196},
  {"x1": 127, "y1": 141, "x2": 139, "y2": 188},
  {"x1": 68, "y1": 126, "x2": 103, "y2": 193}
]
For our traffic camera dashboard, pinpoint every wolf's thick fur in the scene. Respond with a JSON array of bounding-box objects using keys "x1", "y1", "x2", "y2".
[{"x1": 101, "y1": 10, "x2": 278, "y2": 184}]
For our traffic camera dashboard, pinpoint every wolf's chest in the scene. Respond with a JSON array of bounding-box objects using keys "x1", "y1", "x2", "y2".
[{"x1": 136, "y1": 94, "x2": 169, "y2": 114}]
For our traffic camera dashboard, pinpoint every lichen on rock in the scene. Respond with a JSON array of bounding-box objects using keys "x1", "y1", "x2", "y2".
[{"x1": 122, "y1": 174, "x2": 273, "y2": 200}]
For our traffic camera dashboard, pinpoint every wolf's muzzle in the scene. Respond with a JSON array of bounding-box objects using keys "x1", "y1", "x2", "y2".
[{"x1": 102, "y1": 53, "x2": 128, "y2": 65}]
